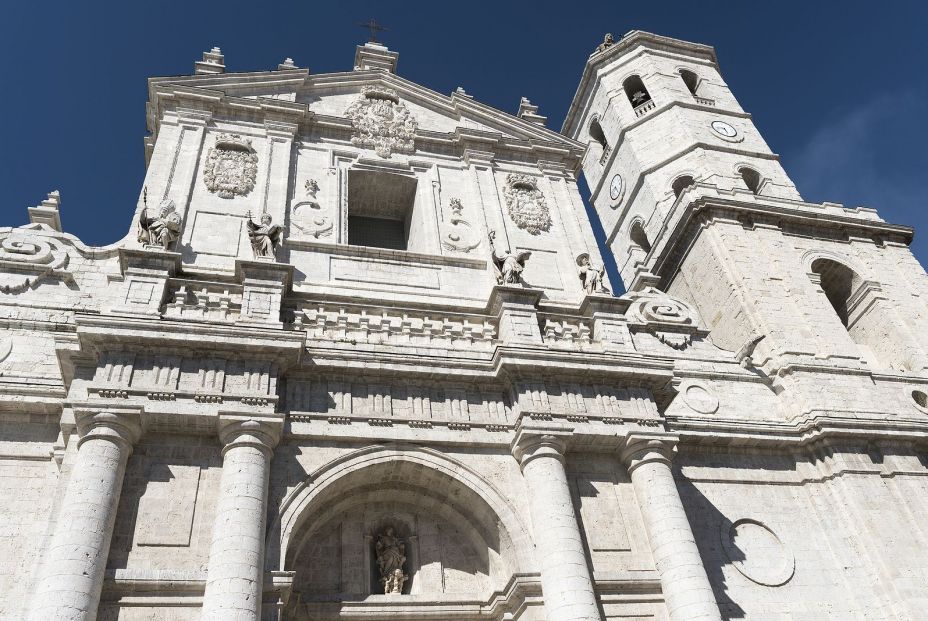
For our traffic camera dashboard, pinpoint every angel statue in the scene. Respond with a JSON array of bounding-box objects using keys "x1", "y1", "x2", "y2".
[
  {"x1": 488, "y1": 230, "x2": 531, "y2": 286},
  {"x1": 245, "y1": 211, "x2": 283, "y2": 259},
  {"x1": 577, "y1": 253, "x2": 609, "y2": 295},
  {"x1": 375, "y1": 526, "x2": 407, "y2": 594},
  {"x1": 137, "y1": 198, "x2": 182, "y2": 250}
]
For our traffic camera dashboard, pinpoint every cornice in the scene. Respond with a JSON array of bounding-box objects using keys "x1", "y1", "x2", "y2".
[{"x1": 652, "y1": 193, "x2": 914, "y2": 288}]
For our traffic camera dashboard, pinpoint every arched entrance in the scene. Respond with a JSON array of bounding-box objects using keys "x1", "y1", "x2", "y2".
[{"x1": 270, "y1": 445, "x2": 534, "y2": 619}]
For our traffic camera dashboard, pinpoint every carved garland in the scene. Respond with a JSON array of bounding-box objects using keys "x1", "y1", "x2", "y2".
[
  {"x1": 345, "y1": 86, "x2": 418, "y2": 158},
  {"x1": 203, "y1": 133, "x2": 258, "y2": 199},
  {"x1": 503, "y1": 174, "x2": 551, "y2": 235}
]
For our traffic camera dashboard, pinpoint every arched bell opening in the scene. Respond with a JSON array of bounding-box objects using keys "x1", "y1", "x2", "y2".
[{"x1": 275, "y1": 448, "x2": 532, "y2": 618}]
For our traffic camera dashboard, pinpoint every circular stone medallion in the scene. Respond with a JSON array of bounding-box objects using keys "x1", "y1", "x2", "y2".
[
  {"x1": 721, "y1": 519, "x2": 795, "y2": 587},
  {"x1": 682, "y1": 383, "x2": 719, "y2": 414}
]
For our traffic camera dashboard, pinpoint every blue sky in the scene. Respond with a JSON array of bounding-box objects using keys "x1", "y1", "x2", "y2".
[{"x1": 1, "y1": 1, "x2": 926, "y2": 287}]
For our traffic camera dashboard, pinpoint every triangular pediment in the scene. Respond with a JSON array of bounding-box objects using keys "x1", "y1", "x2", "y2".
[{"x1": 148, "y1": 69, "x2": 579, "y2": 148}]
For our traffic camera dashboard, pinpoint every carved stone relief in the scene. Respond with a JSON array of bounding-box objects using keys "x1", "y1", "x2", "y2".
[
  {"x1": 0, "y1": 227, "x2": 71, "y2": 294},
  {"x1": 203, "y1": 133, "x2": 258, "y2": 198},
  {"x1": 503, "y1": 174, "x2": 551, "y2": 235},
  {"x1": 291, "y1": 173, "x2": 334, "y2": 239},
  {"x1": 440, "y1": 198, "x2": 480, "y2": 253},
  {"x1": 345, "y1": 86, "x2": 418, "y2": 158}
]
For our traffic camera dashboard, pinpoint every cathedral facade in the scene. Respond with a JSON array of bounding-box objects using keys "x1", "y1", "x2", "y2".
[{"x1": 2, "y1": 31, "x2": 928, "y2": 621}]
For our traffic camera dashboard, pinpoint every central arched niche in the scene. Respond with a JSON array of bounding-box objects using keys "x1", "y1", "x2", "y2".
[{"x1": 278, "y1": 447, "x2": 531, "y2": 610}]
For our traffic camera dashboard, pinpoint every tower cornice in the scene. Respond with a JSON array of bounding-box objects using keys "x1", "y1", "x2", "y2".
[{"x1": 562, "y1": 30, "x2": 719, "y2": 137}]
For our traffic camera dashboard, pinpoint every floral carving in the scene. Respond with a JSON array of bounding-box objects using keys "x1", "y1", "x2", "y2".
[
  {"x1": 503, "y1": 174, "x2": 551, "y2": 235},
  {"x1": 203, "y1": 134, "x2": 258, "y2": 198},
  {"x1": 440, "y1": 198, "x2": 480, "y2": 253},
  {"x1": 345, "y1": 86, "x2": 417, "y2": 158},
  {"x1": 0, "y1": 228, "x2": 71, "y2": 294}
]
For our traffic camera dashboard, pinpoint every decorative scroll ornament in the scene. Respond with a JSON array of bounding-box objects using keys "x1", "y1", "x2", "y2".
[
  {"x1": 203, "y1": 133, "x2": 258, "y2": 198},
  {"x1": 345, "y1": 86, "x2": 418, "y2": 158},
  {"x1": 0, "y1": 227, "x2": 71, "y2": 294},
  {"x1": 440, "y1": 198, "x2": 480, "y2": 253},
  {"x1": 503, "y1": 174, "x2": 551, "y2": 235},
  {"x1": 625, "y1": 286, "x2": 700, "y2": 350}
]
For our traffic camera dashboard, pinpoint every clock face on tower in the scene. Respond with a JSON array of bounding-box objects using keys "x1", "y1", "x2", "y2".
[
  {"x1": 710, "y1": 120, "x2": 738, "y2": 138},
  {"x1": 609, "y1": 174, "x2": 624, "y2": 201}
]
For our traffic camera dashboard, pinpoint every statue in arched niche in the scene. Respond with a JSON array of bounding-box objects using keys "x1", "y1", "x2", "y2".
[{"x1": 375, "y1": 526, "x2": 407, "y2": 594}]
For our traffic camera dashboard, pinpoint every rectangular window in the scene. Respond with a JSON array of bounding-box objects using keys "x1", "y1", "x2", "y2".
[
  {"x1": 347, "y1": 215, "x2": 407, "y2": 250},
  {"x1": 346, "y1": 169, "x2": 417, "y2": 251}
]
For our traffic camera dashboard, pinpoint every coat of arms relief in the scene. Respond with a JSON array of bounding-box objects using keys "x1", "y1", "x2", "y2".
[
  {"x1": 345, "y1": 86, "x2": 418, "y2": 158},
  {"x1": 203, "y1": 133, "x2": 259, "y2": 198},
  {"x1": 503, "y1": 174, "x2": 552, "y2": 235}
]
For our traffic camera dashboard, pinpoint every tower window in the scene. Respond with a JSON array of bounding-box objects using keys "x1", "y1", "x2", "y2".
[
  {"x1": 347, "y1": 170, "x2": 417, "y2": 251},
  {"x1": 623, "y1": 75, "x2": 652, "y2": 112},
  {"x1": 630, "y1": 221, "x2": 651, "y2": 253},
  {"x1": 588, "y1": 116, "x2": 610, "y2": 162},
  {"x1": 672, "y1": 175, "x2": 695, "y2": 198},
  {"x1": 812, "y1": 259, "x2": 857, "y2": 327},
  {"x1": 680, "y1": 70, "x2": 699, "y2": 97},
  {"x1": 739, "y1": 167, "x2": 762, "y2": 195}
]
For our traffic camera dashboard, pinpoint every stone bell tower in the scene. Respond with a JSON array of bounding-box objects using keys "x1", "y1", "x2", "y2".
[{"x1": 563, "y1": 31, "x2": 928, "y2": 381}]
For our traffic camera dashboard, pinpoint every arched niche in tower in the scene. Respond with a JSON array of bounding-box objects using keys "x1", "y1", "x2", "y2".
[
  {"x1": 739, "y1": 166, "x2": 763, "y2": 195},
  {"x1": 588, "y1": 115, "x2": 610, "y2": 160},
  {"x1": 629, "y1": 220, "x2": 651, "y2": 254},
  {"x1": 622, "y1": 75, "x2": 652, "y2": 109},
  {"x1": 672, "y1": 175, "x2": 695, "y2": 199},
  {"x1": 271, "y1": 445, "x2": 533, "y2": 616},
  {"x1": 809, "y1": 256, "x2": 917, "y2": 372},
  {"x1": 679, "y1": 69, "x2": 700, "y2": 97}
]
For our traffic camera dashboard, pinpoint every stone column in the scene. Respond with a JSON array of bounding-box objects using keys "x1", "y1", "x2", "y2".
[
  {"x1": 201, "y1": 415, "x2": 282, "y2": 621},
  {"x1": 621, "y1": 436, "x2": 721, "y2": 621},
  {"x1": 28, "y1": 407, "x2": 142, "y2": 621},
  {"x1": 513, "y1": 429, "x2": 601, "y2": 621}
]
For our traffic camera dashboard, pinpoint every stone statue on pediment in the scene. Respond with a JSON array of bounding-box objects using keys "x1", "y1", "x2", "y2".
[
  {"x1": 245, "y1": 211, "x2": 283, "y2": 259},
  {"x1": 137, "y1": 198, "x2": 182, "y2": 250},
  {"x1": 577, "y1": 253, "x2": 609, "y2": 294},
  {"x1": 489, "y1": 230, "x2": 531, "y2": 285},
  {"x1": 596, "y1": 33, "x2": 615, "y2": 54}
]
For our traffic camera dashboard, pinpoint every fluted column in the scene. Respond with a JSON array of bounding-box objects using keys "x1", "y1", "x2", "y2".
[
  {"x1": 201, "y1": 415, "x2": 282, "y2": 621},
  {"x1": 29, "y1": 407, "x2": 142, "y2": 621},
  {"x1": 621, "y1": 436, "x2": 721, "y2": 621},
  {"x1": 513, "y1": 430, "x2": 601, "y2": 621}
]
